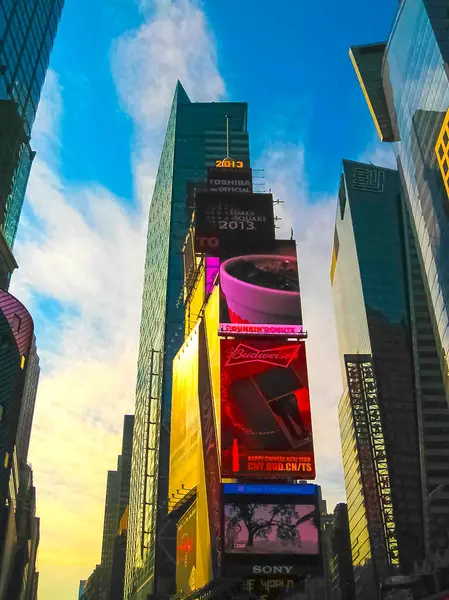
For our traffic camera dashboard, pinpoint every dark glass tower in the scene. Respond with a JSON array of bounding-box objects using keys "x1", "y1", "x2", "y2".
[
  {"x1": 349, "y1": 0, "x2": 449, "y2": 399},
  {"x1": 125, "y1": 82, "x2": 250, "y2": 599},
  {"x1": 0, "y1": 0, "x2": 64, "y2": 285},
  {"x1": 331, "y1": 160, "x2": 449, "y2": 598},
  {"x1": 99, "y1": 415, "x2": 134, "y2": 599},
  {"x1": 329, "y1": 504, "x2": 355, "y2": 600},
  {"x1": 100, "y1": 470, "x2": 120, "y2": 596}
]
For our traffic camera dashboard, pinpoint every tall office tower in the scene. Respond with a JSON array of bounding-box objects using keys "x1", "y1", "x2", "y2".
[
  {"x1": 349, "y1": 0, "x2": 449, "y2": 399},
  {"x1": 0, "y1": 0, "x2": 64, "y2": 286},
  {"x1": 125, "y1": 82, "x2": 250, "y2": 600},
  {"x1": 330, "y1": 160, "x2": 449, "y2": 598},
  {"x1": 117, "y1": 415, "x2": 134, "y2": 526},
  {"x1": 329, "y1": 504, "x2": 355, "y2": 600},
  {"x1": 85, "y1": 416, "x2": 134, "y2": 599},
  {"x1": 16, "y1": 335, "x2": 39, "y2": 462},
  {"x1": 111, "y1": 508, "x2": 128, "y2": 600},
  {"x1": 100, "y1": 469, "x2": 120, "y2": 597}
]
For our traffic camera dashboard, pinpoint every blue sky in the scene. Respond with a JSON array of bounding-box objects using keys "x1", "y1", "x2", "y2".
[
  {"x1": 49, "y1": 0, "x2": 397, "y2": 201},
  {"x1": 9, "y1": 0, "x2": 398, "y2": 598}
]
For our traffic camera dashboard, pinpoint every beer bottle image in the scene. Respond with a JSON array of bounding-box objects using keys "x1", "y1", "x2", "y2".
[
  {"x1": 227, "y1": 366, "x2": 311, "y2": 450},
  {"x1": 232, "y1": 438, "x2": 240, "y2": 473}
]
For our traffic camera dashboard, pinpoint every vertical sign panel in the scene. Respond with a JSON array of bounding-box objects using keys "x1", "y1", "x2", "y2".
[{"x1": 198, "y1": 321, "x2": 221, "y2": 578}]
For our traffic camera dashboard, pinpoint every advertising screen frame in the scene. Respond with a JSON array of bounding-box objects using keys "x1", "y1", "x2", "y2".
[
  {"x1": 219, "y1": 239, "x2": 302, "y2": 336},
  {"x1": 221, "y1": 483, "x2": 322, "y2": 579},
  {"x1": 220, "y1": 337, "x2": 316, "y2": 480},
  {"x1": 194, "y1": 192, "x2": 275, "y2": 255}
]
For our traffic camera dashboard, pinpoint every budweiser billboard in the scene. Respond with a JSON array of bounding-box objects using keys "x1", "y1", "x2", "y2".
[{"x1": 221, "y1": 338, "x2": 315, "y2": 479}]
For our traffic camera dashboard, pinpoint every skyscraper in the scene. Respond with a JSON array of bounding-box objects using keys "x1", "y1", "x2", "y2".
[
  {"x1": 0, "y1": 0, "x2": 64, "y2": 285},
  {"x1": 125, "y1": 82, "x2": 250, "y2": 600},
  {"x1": 330, "y1": 160, "x2": 449, "y2": 598},
  {"x1": 349, "y1": 0, "x2": 449, "y2": 398},
  {"x1": 85, "y1": 416, "x2": 134, "y2": 600},
  {"x1": 101, "y1": 469, "x2": 120, "y2": 596},
  {"x1": 117, "y1": 415, "x2": 134, "y2": 528},
  {"x1": 329, "y1": 504, "x2": 355, "y2": 600}
]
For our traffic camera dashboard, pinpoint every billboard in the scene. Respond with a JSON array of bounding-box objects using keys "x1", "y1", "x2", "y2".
[
  {"x1": 224, "y1": 503, "x2": 318, "y2": 555},
  {"x1": 222, "y1": 483, "x2": 322, "y2": 578},
  {"x1": 194, "y1": 192, "x2": 275, "y2": 255},
  {"x1": 176, "y1": 503, "x2": 197, "y2": 594},
  {"x1": 207, "y1": 166, "x2": 253, "y2": 194},
  {"x1": 221, "y1": 337, "x2": 315, "y2": 479},
  {"x1": 219, "y1": 240, "x2": 304, "y2": 336},
  {"x1": 198, "y1": 320, "x2": 221, "y2": 578},
  {"x1": 169, "y1": 327, "x2": 200, "y2": 507}
]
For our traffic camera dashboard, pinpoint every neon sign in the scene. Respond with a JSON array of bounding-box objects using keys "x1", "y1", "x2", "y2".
[
  {"x1": 225, "y1": 343, "x2": 300, "y2": 368},
  {"x1": 216, "y1": 159, "x2": 244, "y2": 168},
  {"x1": 219, "y1": 323, "x2": 306, "y2": 337}
]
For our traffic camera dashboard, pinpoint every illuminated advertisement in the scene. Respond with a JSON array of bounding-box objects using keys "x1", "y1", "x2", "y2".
[
  {"x1": 207, "y1": 166, "x2": 253, "y2": 194},
  {"x1": 219, "y1": 240, "x2": 303, "y2": 336},
  {"x1": 222, "y1": 483, "x2": 322, "y2": 578},
  {"x1": 221, "y1": 337, "x2": 315, "y2": 479},
  {"x1": 198, "y1": 321, "x2": 221, "y2": 578},
  {"x1": 224, "y1": 504, "x2": 318, "y2": 555},
  {"x1": 194, "y1": 192, "x2": 274, "y2": 255},
  {"x1": 242, "y1": 577, "x2": 303, "y2": 600},
  {"x1": 176, "y1": 503, "x2": 197, "y2": 594},
  {"x1": 168, "y1": 327, "x2": 200, "y2": 506}
]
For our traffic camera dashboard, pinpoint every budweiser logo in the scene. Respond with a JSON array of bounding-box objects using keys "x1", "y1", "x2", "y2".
[{"x1": 225, "y1": 343, "x2": 300, "y2": 368}]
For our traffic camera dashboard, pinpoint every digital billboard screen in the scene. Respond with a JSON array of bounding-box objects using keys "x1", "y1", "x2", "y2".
[
  {"x1": 194, "y1": 192, "x2": 275, "y2": 255},
  {"x1": 207, "y1": 166, "x2": 253, "y2": 194},
  {"x1": 219, "y1": 240, "x2": 304, "y2": 336},
  {"x1": 220, "y1": 338, "x2": 315, "y2": 479},
  {"x1": 224, "y1": 503, "x2": 319, "y2": 555},
  {"x1": 222, "y1": 483, "x2": 322, "y2": 578}
]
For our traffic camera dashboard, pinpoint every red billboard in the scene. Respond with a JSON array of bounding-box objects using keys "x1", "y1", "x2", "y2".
[
  {"x1": 219, "y1": 240, "x2": 304, "y2": 337},
  {"x1": 220, "y1": 338, "x2": 315, "y2": 479}
]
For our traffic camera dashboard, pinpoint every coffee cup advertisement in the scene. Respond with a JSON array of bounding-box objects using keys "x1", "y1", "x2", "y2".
[{"x1": 219, "y1": 240, "x2": 303, "y2": 334}]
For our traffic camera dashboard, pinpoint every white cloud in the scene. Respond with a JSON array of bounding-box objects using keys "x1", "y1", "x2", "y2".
[
  {"x1": 111, "y1": 0, "x2": 225, "y2": 132},
  {"x1": 260, "y1": 144, "x2": 345, "y2": 509},
  {"x1": 8, "y1": 2, "x2": 348, "y2": 597},
  {"x1": 10, "y1": 73, "x2": 146, "y2": 600},
  {"x1": 360, "y1": 136, "x2": 397, "y2": 170},
  {"x1": 9, "y1": 1, "x2": 227, "y2": 597}
]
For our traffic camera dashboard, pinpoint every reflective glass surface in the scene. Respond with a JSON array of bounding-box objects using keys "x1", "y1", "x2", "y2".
[
  {"x1": 332, "y1": 161, "x2": 429, "y2": 590},
  {"x1": 0, "y1": 0, "x2": 63, "y2": 250},
  {"x1": 0, "y1": 0, "x2": 64, "y2": 135},
  {"x1": 383, "y1": 0, "x2": 449, "y2": 381},
  {"x1": 125, "y1": 85, "x2": 250, "y2": 599}
]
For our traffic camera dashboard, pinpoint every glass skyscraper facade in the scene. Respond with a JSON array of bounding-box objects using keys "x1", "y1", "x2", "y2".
[
  {"x1": 0, "y1": 0, "x2": 64, "y2": 282},
  {"x1": 331, "y1": 160, "x2": 449, "y2": 598},
  {"x1": 125, "y1": 83, "x2": 250, "y2": 600},
  {"x1": 350, "y1": 0, "x2": 449, "y2": 399}
]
